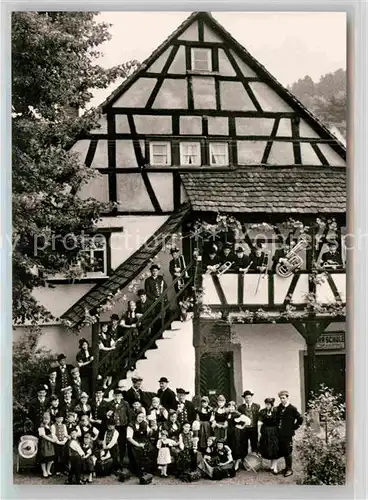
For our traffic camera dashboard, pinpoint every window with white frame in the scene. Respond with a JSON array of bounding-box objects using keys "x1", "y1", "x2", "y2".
[
  {"x1": 180, "y1": 142, "x2": 201, "y2": 166},
  {"x1": 149, "y1": 142, "x2": 171, "y2": 166},
  {"x1": 191, "y1": 48, "x2": 212, "y2": 72},
  {"x1": 78, "y1": 235, "x2": 107, "y2": 277},
  {"x1": 209, "y1": 142, "x2": 229, "y2": 166}
]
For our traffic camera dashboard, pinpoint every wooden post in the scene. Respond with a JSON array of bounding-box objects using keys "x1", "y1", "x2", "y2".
[
  {"x1": 305, "y1": 322, "x2": 320, "y2": 400},
  {"x1": 91, "y1": 320, "x2": 100, "y2": 395}
]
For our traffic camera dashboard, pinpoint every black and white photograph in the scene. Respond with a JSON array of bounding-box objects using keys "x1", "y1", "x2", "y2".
[{"x1": 12, "y1": 11, "x2": 347, "y2": 487}]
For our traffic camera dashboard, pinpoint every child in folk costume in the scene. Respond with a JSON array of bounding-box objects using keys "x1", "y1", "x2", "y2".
[
  {"x1": 132, "y1": 401, "x2": 147, "y2": 418},
  {"x1": 147, "y1": 396, "x2": 168, "y2": 425},
  {"x1": 102, "y1": 419, "x2": 120, "y2": 473},
  {"x1": 95, "y1": 440, "x2": 114, "y2": 477},
  {"x1": 162, "y1": 410, "x2": 181, "y2": 463},
  {"x1": 176, "y1": 422, "x2": 199, "y2": 478},
  {"x1": 211, "y1": 395, "x2": 228, "y2": 441},
  {"x1": 81, "y1": 433, "x2": 96, "y2": 484},
  {"x1": 48, "y1": 395, "x2": 60, "y2": 423},
  {"x1": 74, "y1": 392, "x2": 92, "y2": 420},
  {"x1": 66, "y1": 411, "x2": 82, "y2": 438},
  {"x1": 78, "y1": 414, "x2": 99, "y2": 442},
  {"x1": 38, "y1": 411, "x2": 56, "y2": 478},
  {"x1": 156, "y1": 429, "x2": 177, "y2": 477},
  {"x1": 198, "y1": 436, "x2": 216, "y2": 478},
  {"x1": 211, "y1": 439, "x2": 235, "y2": 479},
  {"x1": 66, "y1": 428, "x2": 86, "y2": 485},
  {"x1": 51, "y1": 412, "x2": 68, "y2": 475},
  {"x1": 195, "y1": 396, "x2": 213, "y2": 452}
]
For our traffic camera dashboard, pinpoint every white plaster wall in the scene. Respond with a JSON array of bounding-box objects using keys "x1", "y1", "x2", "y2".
[
  {"x1": 218, "y1": 49, "x2": 236, "y2": 76},
  {"x1": 249, "y1": 82, "x2": 294, "y2": 112},
  {"x1": 69, "y1": 140, "x2": 89, "y2": 164},
  {"x1": 14, "y1": 324, "x2": 92, "y2": 362},
  {"x1": 177, "y1": 22, "x2": 199, "y2": 41},
  {"x1": 229, "y1": 50, "x2": 257, "y2": 77},
  {"x1": 268, "y1": 142, "x2": 294, "y2": 164},
  {"x1": 168, "y1": 46, "x2": 186, "y2": 74},
  {"x1": 193, "y1": 77, "x2": 216, "y2": 109},
  {"x1": 113, "y1": 78, "x2": 157, "y2": 108},
  {"x1": 116, "y1": 174, "x2": 154, "y2": 211},
  {"x1": 317, "y1": 144, "x2": 345, "y2": 167},
  {"x1": 134, "y1": 115, "x2": 172, "y2": 135},
  {"x1": 236, "y1": 117, "x2": 274, "y2": 136},
  {"x1": 32, "y1": 283, "x2": 95, "y2": 319},
  {"x1": 237, "y1": 140, "x2": 267, "y2": 164},
  {"x1": 300, "y1": 143, "x2": 322, "y2": 165},
  {"x1": 299, "y1": 119, "x2": 321, "y2": 138},
  {"x1": 115, "y1": 115, "x2": 131, "y2": 133},
  {"x1": 147, "y1": 173, "x2": 174, "y2": 211},
  {"x1": 208, "y1": 116, "x2": 228, "y2": 136},
  {"x1": 90, "y1": 140, "x2": 108, "y2": 169},
  {"x1": 233, "y1": 324, "x2": 306, "y2": 410},
  {"x1": 203, "y1": 23, "x2": 223, "y2": 43},
  {"x1": 77, "y1": 173, "x2": 109, "y2": 202},
  {"x1": 180, "y1": 116, "x2": 202, "y2": 135},
  {"x1": 152, "y1": 79, "x2": 187, "y2": 109},
  {"x1": 89, "y1": 116, "x2": 108, "y2": 134},
  {"x1": 220, "y1": 81, "x2": 256, "y2": 111},
  {"x1": 146, "y1": 47, "x2": 171, "y2": 73},
  {"x1": 115, "y1": 140, "x2": 140, "y2": 168}
]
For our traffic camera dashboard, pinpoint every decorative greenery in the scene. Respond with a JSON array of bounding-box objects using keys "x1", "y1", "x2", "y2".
[
  {"x1": 13, "y1": 330, "x2": 56, "y2": 437},
  {"x1": 12, "y1": 12, "x2": 139, "y2": 325},
  {"x1": 297, "y1": 385, "x2": 346, "y2": 485}
]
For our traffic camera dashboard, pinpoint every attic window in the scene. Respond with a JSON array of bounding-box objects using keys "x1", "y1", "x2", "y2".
[
  {"x1": 180, "y1": 142, "x2": 201, "y2": 166},
  {"x1": 191, "y1": 48, "x2": 212, "y2": 72},
  {"x1": 149, "y1": 142, "x2": 171, "y2": 166},
  {"x1": 209, "y1": 142, "x2": 229, "y2": 166}
]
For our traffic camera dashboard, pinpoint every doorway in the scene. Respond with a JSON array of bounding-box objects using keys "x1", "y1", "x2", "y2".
[
  {"x1": 304, "y1": 352, "x2": 346, "y2": 402},
  {"x1": 199, "y1": 352, "x2": 235, "y2": 406}
]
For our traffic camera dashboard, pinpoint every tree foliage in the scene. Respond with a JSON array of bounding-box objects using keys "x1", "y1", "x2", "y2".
[
  {"x1": 297, "y1": 385, "x2": 346, "y2": 485},
  {"x1": 12, "y1": 12, "x2": 139, "y2": 324},
  {"x1": 289, "y1": 69, "x2": 346, "y2": 138}
]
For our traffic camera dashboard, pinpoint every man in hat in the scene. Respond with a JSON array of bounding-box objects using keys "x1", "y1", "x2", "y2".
[
  {"x1": 238, "y1": 390, "x2": 260, "y2": 457},
  {"x1": 55, "y1": 354, "x2": 72, "y2": 395},
  {"x1": 169, "y1": 247, "x2": 189, "y2": 292},
  {"x1": 250, "y1": 242, "x2": 269, "y2": 272},
  {"x1": 202, "y1": 245, "x2": 220, "y2": 273},
  {"x1": 157, "y1": 377, "x2": 177, "y2": 411},
  {"x1": 109, "y1": 313, "x2": 124, "y2": 341},
  {"x1": 275, "y1": 390, "x2": 303, "y2": 477},
  {"x1": 233, "y1": 247, "x2": 251, "y2": 273},
  {"x1": 125, "y1": 375, "x2": 150, "y2": 410},
  {"x1": 28, "y1": 385, "x2": 49, "y2": 432},
  {"x1": 176, "y1": 388, "x2": 196, "y2": 425},
  {"x1": 90, "y1": 387, "x2": 109, "y2": 435},
  {"x1": 271, "y1": 235, "x2": 288, "y2": 273},
  {"x1": 107, "y1": 388, "x2": 131, "y2": 469},
  {"x1": 136, "y1": 289, "x2": 153, "y2": 340},
  {"x1": 321, "y1": 240, "x2": 343, "y2": 269},
  {"x1": 144, "y1": 265, "x2": 170, "y2": 335}
]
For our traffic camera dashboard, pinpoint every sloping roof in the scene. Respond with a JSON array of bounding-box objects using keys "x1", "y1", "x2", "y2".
[
  {"x1": 62, "y1": 203, "x2": 191, "y2": 326},
  {"x1": 98, "y1": 11, "x2": 345, "y2": 160},
  {"x1": 180, "y1": 168, "x2": 346, "y2": 213}
]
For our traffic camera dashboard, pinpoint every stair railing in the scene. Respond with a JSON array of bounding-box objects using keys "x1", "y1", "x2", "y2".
[{"x1": 98, "y1": 260, "x2": 195, "y2": 379}]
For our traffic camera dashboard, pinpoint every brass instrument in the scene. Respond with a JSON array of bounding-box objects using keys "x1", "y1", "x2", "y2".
[
  {"x1": 216, "y1": 261, "x2": 233, "y2": 276},
  {"x1": 276, "y1": 238, "x2": 309, "y2": 278},
  {"x1": 173, "y1": 254, "x2": 189, "y2": 289},
  {"x1": 206, "y1": 263, "x2": 220, "y2": 274}
]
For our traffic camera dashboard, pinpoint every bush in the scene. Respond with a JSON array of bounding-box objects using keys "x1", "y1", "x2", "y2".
[
  {"x1": 13, "y1": 331, "x2": 56, "y2": 438},
  {"x1": 297, "y1": 385, "x2": 346, "y2": 485}
]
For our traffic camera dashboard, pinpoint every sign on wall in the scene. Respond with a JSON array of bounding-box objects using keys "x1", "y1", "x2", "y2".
[{"x1": 316, "y1": 332, "x2": 345, "y2": 350}]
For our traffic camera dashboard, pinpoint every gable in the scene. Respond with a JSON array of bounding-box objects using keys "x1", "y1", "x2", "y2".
[{"x1": 70, "y1": 11, "x2": 346, "y2": 212}]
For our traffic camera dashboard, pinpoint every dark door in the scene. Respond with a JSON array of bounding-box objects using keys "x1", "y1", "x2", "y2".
[
  {"x1": 305, "y1": 353, "x2": 346, "y2": 402},
  {"x1": 199, "y1": 352, "x2": 235, "y2": 406}
]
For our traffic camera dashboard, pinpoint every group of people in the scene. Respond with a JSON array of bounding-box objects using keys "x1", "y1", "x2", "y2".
[
  {"x1": 201, "y1": 236, "x2": 344, "y2": 276},
  {"x1": 25, "y1": 367, "x2": 303, "y2": 484}
]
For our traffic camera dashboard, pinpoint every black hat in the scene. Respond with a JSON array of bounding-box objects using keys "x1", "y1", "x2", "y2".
[
  {"x1": 264, "y1": 397, "x2": 275, "y2": 405},
  {"x1": 159, "y1": 377, "x2": 169, "y2": 383},
  {"x1": 106, "y1": 418, "x2": 115, "y2": 426},
  {"x1": 176, "y1": 388, "x2": 189, "y2": 395},
  {"x1": 208, "y1": 245, "x2": 217, "y2": 254},
  {"x1": 243, "y1": 390, "x2": 254, "y2": 397},
  {"x1": 37, "y1": 385, "x2": 48, "y2": 393},
  {"x1": 327, "y1": 239, "x2": 338, "y2": 247},
  {"x1": 48, "y1": 367, "x2": 57, "y2": 374},
  {"x1": 57, "y1": 353, "x2": 66, "y2": 362},
  {"x1": 114, "y1": 388, "x2": 123, "y2": 395},
  {"x1": 236, "y1": 246, "x2": 244, "y2": 253},
  {"x1": 150, "y1": 264, "x2": 160, "y2": 271},
  {"x1": 170, "y1": 247, "x2": 180, "y2": 255},
  {"x1": 110, "y1": 314, "x2": 119, "y2": 321},
  {"x1": 54, "y1": 411, "x2": 63, "y2": 419},
  {"x1": 137, "y1": 289, "x2": 146, "y2": 296},
  {"x1": 223, "y1": 243, "x2": 232, "y2": 250}
]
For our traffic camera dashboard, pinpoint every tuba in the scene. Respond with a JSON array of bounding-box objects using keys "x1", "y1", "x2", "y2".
[{"x1": 276, "y1": 237, "x2": 309, "y2": 278}]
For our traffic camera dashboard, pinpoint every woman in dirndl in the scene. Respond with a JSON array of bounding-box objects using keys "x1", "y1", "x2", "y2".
[
  {"x1": 38, "y1": 411, "x2": 55, "y2": 478},
  {"x1": 76, "y1": 338, "x2": 94, "y2": 395},
  {"x1": 98, "y1": 322, "x2": 116, "y2": 389},
  {"x1": 195, "y1": 396, "x2": 213, "y2": 452},
  {"x1": 120, "y1": 301, "x2": 141, "y2": 355},
  {"x1": 259, "y1": 398, "x2": 279, "y2": 474},
  {"x1": 127, "y1": 412, "x2": 155, "y2": 477},
  {"x1": 211, "y1": 395, "x2": 228, "y2": 441},
  {"x1": 226, "y1": 401, "x2": 245, "y2": 471}
]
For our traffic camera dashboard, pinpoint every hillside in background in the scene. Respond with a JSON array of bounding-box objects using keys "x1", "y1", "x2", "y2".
[{"x1": 288, "y1": 68, "x2": 346, "y2": 140}]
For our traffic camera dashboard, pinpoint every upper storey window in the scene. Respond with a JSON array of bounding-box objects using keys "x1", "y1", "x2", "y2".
[
  {"x1": 209, "y1": 142, "x2": 229, "y2": 166},
  {"x1": 191, "y1": 48, "x2": 212, "y2": 72},
  {"x1": 149, "y1": 142, "x2": 171, "y2": 166},
  {"x1": 180, "y1": 142, "x2": 201, "y2": 166}
]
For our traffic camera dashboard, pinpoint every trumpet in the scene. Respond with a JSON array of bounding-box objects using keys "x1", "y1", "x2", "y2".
[{"x1": 276, "y1": 238, "x2": 309, "y2": 278}]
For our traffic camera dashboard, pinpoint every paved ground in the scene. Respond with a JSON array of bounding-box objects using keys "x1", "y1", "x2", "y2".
[{"x1": 13, "y1": 457, "x2": 302, "y2": 486}]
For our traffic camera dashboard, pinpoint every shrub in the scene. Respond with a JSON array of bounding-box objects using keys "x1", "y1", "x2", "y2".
[
  {"x1": 13, "y1": 330, "x2": 56, "y2": 439},
  {"x1": 297, "y1": 385, "x2": 346, "y2": 485}
]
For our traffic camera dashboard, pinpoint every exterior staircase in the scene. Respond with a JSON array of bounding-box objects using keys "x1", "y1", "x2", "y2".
[{"x1": 121, "y1": 318, "x2": 195, "y2": 397}]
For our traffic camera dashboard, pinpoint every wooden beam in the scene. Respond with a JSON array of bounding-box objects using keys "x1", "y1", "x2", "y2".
[
  {"x1": 91, "y1": 321, "x2": 100, "y2": 395},
  {"x1": 291, "y1": 116, "x2": 302, "y2": 165}
]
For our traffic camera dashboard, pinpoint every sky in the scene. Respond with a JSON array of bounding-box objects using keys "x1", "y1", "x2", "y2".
[{"x1": 90, "y1": 11, "x2": 346, "y2": 108}]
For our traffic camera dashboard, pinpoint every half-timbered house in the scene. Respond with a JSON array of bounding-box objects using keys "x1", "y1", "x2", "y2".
[{"x1": 14, "y1": 12, "x2": 346, "y2": 411}]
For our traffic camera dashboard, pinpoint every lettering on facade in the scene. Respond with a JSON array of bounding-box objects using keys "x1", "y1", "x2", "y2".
[{"x1": 316, "y1": 332, "x2": 345, "y2": 350}]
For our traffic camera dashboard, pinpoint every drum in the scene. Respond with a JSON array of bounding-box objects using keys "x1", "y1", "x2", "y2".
[
  {"x1": 16, "y1": 435, "x2": 39, "y2": 473},
  {"x1": 243, "y1": 452, "x2": 262, "y2": 472}
]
